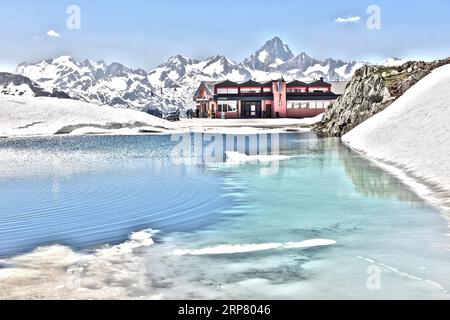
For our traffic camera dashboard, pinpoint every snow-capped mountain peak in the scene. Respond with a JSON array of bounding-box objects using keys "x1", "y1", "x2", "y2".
[
  {"x1": 14, "y1": 37, "x2": 366, "y2": 113},
  {"x1": 243, "y1": 36, "x2": 294, "y2": 72}
]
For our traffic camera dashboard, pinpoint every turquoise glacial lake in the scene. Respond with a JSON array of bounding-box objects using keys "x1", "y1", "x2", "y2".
[{"x1": 0, "y1": 132, "x2": 449, "y2": 299}]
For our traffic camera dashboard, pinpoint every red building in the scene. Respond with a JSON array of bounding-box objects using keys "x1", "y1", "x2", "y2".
[{"x1": 193, "y1": 78, "x2": 344, "y2": 119}]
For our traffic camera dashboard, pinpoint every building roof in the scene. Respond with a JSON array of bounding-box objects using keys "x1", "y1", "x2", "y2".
[
  {"x1": 193, "y1": 81, "x2": 221, "y2": 99},
  {"x1": 240, "y1": 80, "x2": 263, "y2": 87},
  {"x1": 309, "y1": 79, "x2": 332, "y2": 87},
  {"x1": 215, "y1": 80, "x2": 240, "y2": 88},
  {"x1": 287, "y1": 80, "x2": 308, "y2": 87},
  {"x1": 194, "y1": 79, "x2": 349, "y2": 100}
]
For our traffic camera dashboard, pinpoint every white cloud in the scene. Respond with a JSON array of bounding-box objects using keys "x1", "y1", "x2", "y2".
[
  {"x1": 47, "y1": 29, "x2": 61, "y2": 38},
  {"x1": 335, "y1": 16, "x2": 361, "y2": 23}
]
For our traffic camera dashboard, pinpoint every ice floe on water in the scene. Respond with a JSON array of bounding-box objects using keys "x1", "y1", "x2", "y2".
[
  {"x1": 172, "y1": 239, "x2": 336, "y2": 256},
  {"x1": 0, "y1": 229, "x2": 160, "y2": 300}
]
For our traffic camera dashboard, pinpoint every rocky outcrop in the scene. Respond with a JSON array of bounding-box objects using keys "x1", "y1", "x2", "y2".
[{"x1": 315, "y1": 58, "x2": 450, "y2": 136}]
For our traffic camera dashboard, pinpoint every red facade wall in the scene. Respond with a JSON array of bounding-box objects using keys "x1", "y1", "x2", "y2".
[
  {"x1": 209, "y1": 80, "x2": 334, "y2": 119},
  {"x1": 286, "y1": 108, "x2": 325, "y2": 118},
  {"x1": 215, "y1": 111, "x2": 239, "y2": 119}
]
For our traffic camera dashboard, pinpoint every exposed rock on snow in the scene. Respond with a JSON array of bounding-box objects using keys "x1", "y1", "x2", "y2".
[
  {"x1": 343, "y1": 64, "x2": 450, "y2": 197},
  {"x1": 0, "y1": 95, "x2": 173, "y2": 138},
  {"x1": 315, "y1": 57, "x2": 450, "y2": 136},
  {"x1": 0, "y1": 72, "x2": 70, "y2": 98}
]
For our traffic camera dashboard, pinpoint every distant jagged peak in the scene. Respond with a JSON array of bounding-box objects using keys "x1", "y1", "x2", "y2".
[
  {"x1": 243, "y1": 36, "x2": 294, "y2": 71},
  {"x1": 162, "y1": 54, "x2": 200, "y2": 67}
]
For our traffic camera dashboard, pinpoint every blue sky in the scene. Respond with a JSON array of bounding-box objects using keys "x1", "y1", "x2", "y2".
[{"x1": 0, "y1": 0, "x2": 450, "y2": 71}]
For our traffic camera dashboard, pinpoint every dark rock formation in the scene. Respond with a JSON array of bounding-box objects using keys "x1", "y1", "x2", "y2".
[
  {"x1": 315, "y1": 58, "x2": 450, "y2": 136},
  {"x1": 0, "y1": 72, "x2": 71, "y2": 99}
]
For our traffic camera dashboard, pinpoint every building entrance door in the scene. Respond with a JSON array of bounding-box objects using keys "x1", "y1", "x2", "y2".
[
  {"x1": 241, "y1": 102, "x2": 262, "y2": 118},
  {"x1": 265, "y1": 104, "x2": 272, "y2": 118}
]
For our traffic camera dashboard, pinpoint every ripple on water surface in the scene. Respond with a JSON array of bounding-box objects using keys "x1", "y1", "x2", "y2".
[{"x1": 0, "y1": 135, "x2": 243, "y2": 257}]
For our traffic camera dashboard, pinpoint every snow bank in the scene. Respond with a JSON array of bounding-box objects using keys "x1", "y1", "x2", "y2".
[
  {"x1": 343, "y1": 64, "x2": 450, "y2": 196},
  {"x1": 0, "y1": 95, "x2": 174, "y2": 137}
]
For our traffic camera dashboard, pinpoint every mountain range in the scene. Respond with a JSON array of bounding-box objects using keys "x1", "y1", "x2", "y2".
[{"x1": 6, "y1": 37, "x2": 366, "y2": 112}]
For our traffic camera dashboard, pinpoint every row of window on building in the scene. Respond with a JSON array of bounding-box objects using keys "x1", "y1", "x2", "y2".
[
  {"x1": 217, "y1": 88, "x2": 272, "y2": 94},
  {"x1": 216, "y1": 87, "x2": 330, "y2": 94},
  {"x1": 216, "y1": 100, "x2": 332, "y2": 112},
  {"x1": 287, "y1": 100, "x2": 332, "y2": 109},
  {"x1": 286, "y1": 87, "x2": 330, "y2": 93}
]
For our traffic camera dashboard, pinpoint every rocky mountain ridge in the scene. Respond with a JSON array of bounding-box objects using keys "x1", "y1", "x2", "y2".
[
  {"x1": 0, "y1": 72, "x2": 71, "y2": 99},
  {"x1": 15, "y1": 37, "x2": 364, "y2": 112}
]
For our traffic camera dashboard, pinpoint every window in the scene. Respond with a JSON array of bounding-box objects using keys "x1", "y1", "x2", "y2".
[
  {"x1": 309, "y1": 87, "x2": 329, "y2": 93},
  {"x1": 288, "y1": 101, "x2": 331, "y2": 109},
  {"x1": 287, "y1": 88, "x2": 307, "y2": 93},
  {"x1": 287, "y1": 101, "x2": 303, "y2": 109},
  {"x1": 218, "y1": 101, "x2": 238, "y2": 112},
  {"x1": 240, "y1": 87, "x2": 261, "y2": 94},
  {"x1": 288, "y1": 101, "x2": 300, "y2": 109},
  {"x1": 217, "y1": 88, "x2": 238, "y2": 94}
]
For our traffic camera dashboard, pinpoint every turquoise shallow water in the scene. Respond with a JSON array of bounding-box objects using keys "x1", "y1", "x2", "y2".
[{"x1": 0, "y1": 133, "x2": 449, "y2": 299}]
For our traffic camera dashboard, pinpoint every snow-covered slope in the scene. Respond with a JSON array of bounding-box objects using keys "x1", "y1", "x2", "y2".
[
  {"x1": 343, "y1": 64, "x2": 450, "y2": 194},
  {"x1": 16, "y1": 37, "x2": 366, "y2": 113},
  {"x1": 0, "y1": 95, "x2": 173, "y2": 137}
]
